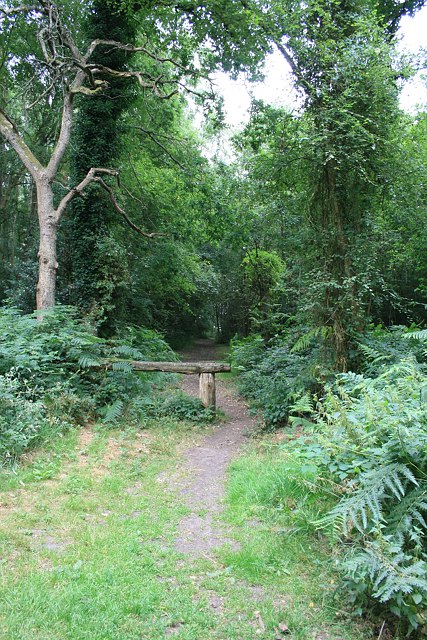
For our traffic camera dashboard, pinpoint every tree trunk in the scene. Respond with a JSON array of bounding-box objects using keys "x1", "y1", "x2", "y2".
[{"x1": 36, "y1": 180, "x2": 58, "y2": 311}]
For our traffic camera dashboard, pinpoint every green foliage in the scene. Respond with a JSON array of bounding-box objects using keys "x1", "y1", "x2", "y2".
[
  {"x1": 137, "y1": 391, "x2": 214, "y2": 423},
  {"x1": 231, "y1": 332, "x2": 320, "y2": 428},
  {"x1": 159, "y1": 392, "x2": 215, "y2": 422},
  {"x1": 241, "y1": 249, "x2": 284, "y2": 300},
  {"x1": 407, "y1": 329, "x2": 427, "y2": 342},
  {"x1": 239, "y1": 247, "x2": 286, "y2": 335},
  {"x1": 121, "y1": 326, "x2": 177, "y2": 360},
  {"x1": 357, "y1": 324, "x2": 426, "y2": 376},
  {"x1": 229, "y1": 0, "x2": 423, "y2": 371},
  {"x1": 0, "y1": 373, "x2": 66, "y2": 465},
  {"x1": 228, "y1": 450, "x2": 332, "y2": 535},
  {"x1": 0, "y1": 305, "x2": 174, "y2": 464},
  {"x1": 289, "y1": 354, "x2": 427, "y2": 635},
  {"x1": 101, "y1": 399, "x2": 125, "y2": 425},
  {"x1": 233, "y1": 324, "x2": 427, "y2": 633}
]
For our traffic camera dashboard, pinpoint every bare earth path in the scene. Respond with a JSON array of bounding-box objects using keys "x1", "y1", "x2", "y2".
[{"x1": 173, "y1": 339, "x2": 256, "y2": 557}]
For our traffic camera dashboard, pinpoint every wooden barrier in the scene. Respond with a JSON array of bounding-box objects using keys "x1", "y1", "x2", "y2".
[{"x1": 124, "y1": 361, "x2": 231, "y2": 410}]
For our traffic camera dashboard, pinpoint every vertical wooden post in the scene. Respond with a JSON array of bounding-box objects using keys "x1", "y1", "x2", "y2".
[{"x1": 199, "y1": 372, "x2": 216, "y2": 409}]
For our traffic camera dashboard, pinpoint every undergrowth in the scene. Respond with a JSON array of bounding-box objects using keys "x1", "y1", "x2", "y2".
[
  {"x1": 230, "y1": 331, "x2": 321, "y2": 428},
  {"x1": 232, "y1": 325, "x2": 427, "y2": 635},
  {"x1": 136, "y1": 391, "x2": 215, "y2": 423},
  {"x1": 0, "y1": 305, "x2": 176, "y2": 465},
  {"x1": 306, "y1": 356, "x2": 427, "y2": 636}
]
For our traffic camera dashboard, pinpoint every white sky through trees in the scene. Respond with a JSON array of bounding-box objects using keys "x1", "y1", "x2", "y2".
[{"x1": 213, "y1": 5, "x2": 427, "y2": 128}]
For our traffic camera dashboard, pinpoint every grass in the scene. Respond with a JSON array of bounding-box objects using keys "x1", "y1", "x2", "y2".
[
  {"x1": 0, "y1": 414, "x2": 373, "y2": 639},
  {"x1": 219, "y1": 447, "x2": 373, "y2": 640}
]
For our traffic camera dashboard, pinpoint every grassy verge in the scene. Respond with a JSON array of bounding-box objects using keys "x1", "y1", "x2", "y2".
[
  {"x1": 0, "y1": 417, "x2": 373, "y2": 639},
  {"x1": 219, "y1": 440, "x2": 374, "y2": 640}
]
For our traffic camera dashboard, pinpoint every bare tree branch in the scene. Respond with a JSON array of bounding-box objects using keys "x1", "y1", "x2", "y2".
[
  {"x1": 0, "y1": 109, "x2": 43, "y2": 179},
  {"x1": 274, "y1": 40, "x2": 313, "y2": 98},
  {"x1": 69, "y1": 80, "x2": 110, "y2": 96},
  {"x1": 26, "y1": 73, "x2": 62, "y2": 109},
  {"x1": 0, "y1": 5, "x2": 38, "y2": 16},
  {"x1": 176, "y1": 82, "x2": 210, "y2": 100},
  {"x1": 84, "y1": 39, "x2": 187, "y2": 71},
  {"x1": 80, "y1": 62, "x2": 180, "y2": 98},
  {"x1": 55, "y1": 167, "x2": 164, "y2": 238},
  {"x1": 55, "y1": 167, "x2": 119, "y2": 219},
  {"x1": 132, "y1": 126, "x2": 186, "y2": 170},
  {"x1": 46, "y1": 90, "x2": 75, "y2": 179},
  {"x1": 95, "y1": 177, "x2": 166, "y2": 238}
]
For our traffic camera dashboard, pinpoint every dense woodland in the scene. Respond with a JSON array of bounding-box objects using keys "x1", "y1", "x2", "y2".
[{"x1": 1, "y1": 0, "x2": 427, "y2": 637}]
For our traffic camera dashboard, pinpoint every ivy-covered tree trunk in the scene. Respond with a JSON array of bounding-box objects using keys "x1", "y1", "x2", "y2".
[
  {"x1": 310, "y1": 151, "x2": 360, "y2": 370},
  {"x1": 66, "y1": 1, "x2": 137, "y2": 332},
  {"x1": 273, "y1": 0, "x2": 400, "y2": 371}
]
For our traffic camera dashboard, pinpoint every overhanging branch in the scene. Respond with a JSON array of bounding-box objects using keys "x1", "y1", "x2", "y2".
[
  {"x1": 0, "y1": 5, "x2": 38, "y2": 16},
  {"x1": 84, "y1": 39, "x2": 187, "y2": 72},
  {"x1": 95, "y1": 177, "x2": 165, "y2": 238},
  {"x1": 80, "y1": 62, "x2": 180, "y2": 98},
  {"x1": 274, "y1": 40, "x2": 313, "y2": 98},
  {"x1": 55, "y1": 167, "x2": 164, "y2": 238},
  {"x1": 55, "y1": 167, "x2": 119, "y2": 219},
  {"x1": 132, "y1": 126, "x2": 186, "y2": 170}
]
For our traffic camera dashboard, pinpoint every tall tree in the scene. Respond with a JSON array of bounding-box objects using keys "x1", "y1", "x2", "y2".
[
  {"x1": 263, "y1": 0, "x2": 405, "y2": 369},
  {"x1": 66, "y1": 0, "x2": 138, "y2": 328},
  {"x1": 0, "y1": 0, "x2": 204, "y2": 312}
]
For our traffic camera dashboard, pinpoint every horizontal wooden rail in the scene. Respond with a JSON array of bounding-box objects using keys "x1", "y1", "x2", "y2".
[
  {"x1": 106, "y1": 360, "x2": 230, "y2": 410},
  {"x1": 127, "y1": 361, "x2": 230, "y2": 374}
]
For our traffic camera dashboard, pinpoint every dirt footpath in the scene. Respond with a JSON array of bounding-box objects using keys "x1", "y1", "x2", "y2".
[{"x1": 173, "y1": 339, "x2": 256, "y2": 557}]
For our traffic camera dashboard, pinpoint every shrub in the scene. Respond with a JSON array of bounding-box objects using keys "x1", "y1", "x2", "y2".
[
  {"x1": 0, "y1": 305, "x2": 175, "y2": 463},
  {"x1": 288, "y1": 356, "x2": 427, "y2": 635},
  {"x1": 0, "y1": 374, "x2": 69, "y2": 464},
  {"x1": 230, "y1": 332, "x2": 321, "y2": 428},
  {"x1": 160, "y1": 392, "x2": 214, "y2": 422},
  {"x1": 135, "y1": 391, "x2": 214, "y2": 423},
  {"x1": 357, "y1": 324, "x2": 425, "y2": 377}
]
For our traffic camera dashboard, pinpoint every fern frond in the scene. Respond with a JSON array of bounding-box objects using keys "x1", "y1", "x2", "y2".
[
  {"x1": 403, "y1": 329, "x2": 427, "y2": 341},
  {"x1": 289, "y1": 392, "x2": 314, "y2": 414},
  {"x1": 113, "y1": 345, "x2": 144, "y2": 359},
  {"x1": 111, "y1": 361, "x2": 133, "y2": 373},
  {"x1": 102, "y1": 400, "x2": 124, "y2": 424},
  {"x1": 344, "y1": 544, "x2": 427, "y2": 604},
  {"x1": 322, "y1": 463, "x2": 417, "y2": 534},
  {"x1": 78, "y1": 355, "x2": 103, "y2": 368},
  {"x1": 291, "y1": 326, "x2": 332, "y2": 353},
  {"x1": 386, "y1": 488, "x2": 427, "y2": 537}
]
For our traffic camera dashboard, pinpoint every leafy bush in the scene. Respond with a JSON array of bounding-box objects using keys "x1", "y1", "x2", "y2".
[
  {"x1": 231, "y1": 332, "x2": 320, "y2": 428},
  {"x1": 135, "y1": 391, "x2": 214, "y2": 423},
  {"x1": 121, "y1": 326, "x2": 177, "y2": 361},
  {"x1": 0, "y1": 305, "x2": 175, "y2": 463},
  {"x1": 234, "y1": 326, "x2": 427, "y2": 634},
  {"x1": 0, "y1": 374, "x2": 68, "y2": 464},
  {"x1": 286, "y1": 356, "x2": 427, "y2": 636},
  {"x1": 357, "y1": 324, "x2": 425, "y2": 377}
]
